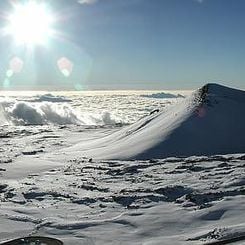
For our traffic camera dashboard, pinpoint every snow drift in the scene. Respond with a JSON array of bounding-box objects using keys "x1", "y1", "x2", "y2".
[{"x1": 70, "y1": 83, "x2": 245, "y2": 160}]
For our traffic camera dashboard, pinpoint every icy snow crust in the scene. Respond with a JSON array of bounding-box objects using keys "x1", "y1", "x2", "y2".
[
  {"x1": 68, "y1": 83, "x2": 245, "y2": 160},
  {"x1": 0, "y1": 153, "x2": 245, "y2": 244},
  {"x1": 0, "y1": 84, "x2": 245, "y2": 244}
]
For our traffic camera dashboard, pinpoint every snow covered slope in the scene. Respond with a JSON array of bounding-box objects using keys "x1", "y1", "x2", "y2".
[{"x1": 70, "y1": 83, "x2": 245, "y2": 160}]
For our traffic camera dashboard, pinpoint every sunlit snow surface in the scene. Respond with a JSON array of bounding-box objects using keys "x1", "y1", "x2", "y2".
[{"x1": 0, "y1": 89, "x2": 245, "y2": 244}]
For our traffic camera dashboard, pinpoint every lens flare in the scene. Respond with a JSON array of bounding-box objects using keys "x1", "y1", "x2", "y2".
[
  {"x1": 9, "y1": 57, "x2": 24, "y2": 74},
  {"x1": 57, "y1": 57, "x2": 73, "y2": 77},
  {"x1": 6, "y1": 57, "x2": 24, "y2": 78}
]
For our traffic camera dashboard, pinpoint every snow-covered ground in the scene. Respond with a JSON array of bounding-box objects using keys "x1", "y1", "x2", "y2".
[{"x1": 0, "y1": 85, "x2": 245, "y2": 244}]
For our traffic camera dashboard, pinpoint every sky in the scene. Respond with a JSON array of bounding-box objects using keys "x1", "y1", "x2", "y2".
[{"x1": 0, "y1": 0, "x2": 245, "y2": 90}]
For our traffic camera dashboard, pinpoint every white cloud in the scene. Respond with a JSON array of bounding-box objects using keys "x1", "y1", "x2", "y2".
[{"x1": 77, "y1": 0, "x2": 97, "y2": 4}]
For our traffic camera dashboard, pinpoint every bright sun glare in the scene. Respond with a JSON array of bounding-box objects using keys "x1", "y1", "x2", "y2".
[{"x1": 6, "y1": 1, "x2": 54, "y2": 46}]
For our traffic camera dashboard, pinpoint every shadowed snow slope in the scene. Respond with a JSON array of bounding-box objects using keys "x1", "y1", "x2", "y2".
[{"x1": 69, "y1": 83, "x2": 245, "y2": 160}]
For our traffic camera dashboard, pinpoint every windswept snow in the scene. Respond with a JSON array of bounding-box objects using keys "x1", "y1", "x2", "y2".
[
  {"x1": 0, "y1": 154, "x2": 245, "y2": 244},
  {"x1": 67, "y1": 83, "x2": 245, "y2": 160},
  {"x1": 0, "y1": 84, "x2": 244, "y2": 244}
]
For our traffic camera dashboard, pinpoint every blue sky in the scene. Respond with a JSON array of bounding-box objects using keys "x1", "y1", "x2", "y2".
[{"x1": 0, "y1": 0, "x2": 245, "y2": 90}]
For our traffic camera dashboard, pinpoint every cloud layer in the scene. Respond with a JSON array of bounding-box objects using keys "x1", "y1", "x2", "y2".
[{"x1": 77, "y1": 0, "x2": 97, "y2": 4}]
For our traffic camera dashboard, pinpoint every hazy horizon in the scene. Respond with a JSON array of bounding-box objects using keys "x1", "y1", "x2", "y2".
[{"x1": 0, "y1": 81, "x2": 244, "y2": 92}]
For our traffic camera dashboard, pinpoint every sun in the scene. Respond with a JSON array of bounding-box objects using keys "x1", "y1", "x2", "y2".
[{"x1": 6, "y1": 1, "x2": 54, "y2": 46}]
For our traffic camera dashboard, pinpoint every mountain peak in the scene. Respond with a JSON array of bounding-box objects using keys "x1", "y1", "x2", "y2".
[
  {"x1": 198, "y1": 83, "x2": 245, "y2": 105},
  {"x1": 69, "y1": 83, "x2": 245, "y2": 160}
]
